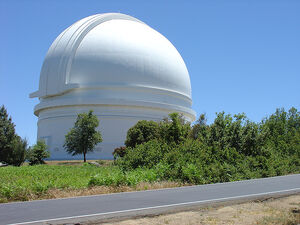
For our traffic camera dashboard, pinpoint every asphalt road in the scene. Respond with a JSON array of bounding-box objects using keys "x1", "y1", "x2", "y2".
[{"x1": 1, "y1": 174, "x2": 300, "y2": 225}]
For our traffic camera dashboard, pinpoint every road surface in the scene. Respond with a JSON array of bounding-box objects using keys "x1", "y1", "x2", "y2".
[{"x1": 1, "y1": 174, "x2": 300, "y2": 225}]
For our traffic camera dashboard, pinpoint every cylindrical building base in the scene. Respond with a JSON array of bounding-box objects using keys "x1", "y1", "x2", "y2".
[{"x1": 37, "y1": 105, "x2": 186, "y2": 160}]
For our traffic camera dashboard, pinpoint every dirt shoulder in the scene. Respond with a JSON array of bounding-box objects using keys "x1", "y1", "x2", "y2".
[{"x1": 100, "y1": 194, "x2": 300, "y2": 225}]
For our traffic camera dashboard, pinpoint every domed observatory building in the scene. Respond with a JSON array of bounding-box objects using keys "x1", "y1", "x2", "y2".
[{"x1": 30, "y1": 13, "x2": 196, "y2": 159}]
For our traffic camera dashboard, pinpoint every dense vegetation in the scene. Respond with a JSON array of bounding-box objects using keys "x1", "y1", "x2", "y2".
[
  {"x1": 116, "y1": 107, "x2": 300, "y2": 184},
  {"x1": 0, "y1": 106, "x2": 299, "y2": 202}
]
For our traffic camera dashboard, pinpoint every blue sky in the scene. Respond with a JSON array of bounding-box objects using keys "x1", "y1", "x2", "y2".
[{"x1": 0, "y1": 0, "x2": 299, "y2": 145}]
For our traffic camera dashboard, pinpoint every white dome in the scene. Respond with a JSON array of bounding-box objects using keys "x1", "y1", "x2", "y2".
[{"x1": 30, "y1": 13, "x2": 196, "y2": 159}]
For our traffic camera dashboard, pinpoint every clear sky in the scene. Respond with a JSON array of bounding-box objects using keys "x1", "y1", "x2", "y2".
[{"x1": 0, "y1": 0, "x2": 299, "y2": 146}]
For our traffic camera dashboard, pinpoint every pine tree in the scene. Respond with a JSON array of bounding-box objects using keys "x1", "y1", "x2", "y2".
[
  {"x1": 0, "y1": 105, "x2": 28, "y2": 165},
  {"x1": 0, "y1": 105, "x2": 17, "y2": 163}
]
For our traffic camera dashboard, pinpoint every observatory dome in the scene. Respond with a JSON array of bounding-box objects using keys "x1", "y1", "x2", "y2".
[{"x1": 30, "y1": 13, "x2": 196, "y2": 159}]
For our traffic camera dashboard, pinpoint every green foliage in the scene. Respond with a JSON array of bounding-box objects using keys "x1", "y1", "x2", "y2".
[
  {"x1": 1, "y1": 107, "x2": 298, "y2": 203},
  {"x1": 112, "y1": 146, "x2": 127, "y2": 160},
  {"x1": 125, "y1": 113, "x2": 190, "y2": 150},
  {"x1": 117, "y1": 108, "x2": 300, "y2": 184},
  {"x1": 0, "y1": 105, "x2": 28, "y2": 166},
  {"x1": 0, "y1": 164, "x2": 108, "y2": 202},
  {"x1": 189, "y1": 113, "x2": 208, "y2": 141},
  {"x1": 163, "y1": 113, "x2": 191, "y2": 144},
  {"x1": 118, "y1": 139, "x2": 169, "y2": 170},
  {"x1": 0, "y1": 105, "x2": 15, "y2": 161},
  {"x1": 157, "y1": 113, "x2": 191, "y2": 145},
  {"x1": 9, "y1": 137, "x2": 28, "y2": 166},
  {"x1": 88, "y1": 168, "x2": 158, "y2": 187},
  {"x1": 0, "y1": 164, "x2": 159, "y2": 202},
  {"x1": 64, "y1": 110, "x2": 102, "y2": 162},
  {"x1": 27, "y1": 140, "x2": 50, "y2": 165},
  {"x1": 125, "y1": 120, "x2": 159, "y2": 148},
  {"x1": 261, "y1": 107, "x2": 300, "y2": 156}
]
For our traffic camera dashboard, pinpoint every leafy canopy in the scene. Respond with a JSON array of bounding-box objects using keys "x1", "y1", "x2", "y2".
[
  {"x1": 124, "y1": 113, "x2": 190, "y2": 149},
  {"x1": 163, "y1": 113, "x2": 191, "y2": 144},
  {"x1": 64, "y1": 110, "x2": 102, "y2": 162},
  {"x1": 125, "y1": 120, "x2": 159, "y2": 148}
]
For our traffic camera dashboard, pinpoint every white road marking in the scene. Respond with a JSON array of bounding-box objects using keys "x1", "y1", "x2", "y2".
[{"x1": 9, "y1": 187, "x2": 300, "y2": 225}]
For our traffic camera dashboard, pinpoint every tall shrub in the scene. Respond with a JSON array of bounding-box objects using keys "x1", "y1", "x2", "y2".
[
  {"x1": 27, "y1": 140, "x2": 50, "y2": 165},
  {"x1": 125, "y1": 120, "x2": 159, "y2": 148}
]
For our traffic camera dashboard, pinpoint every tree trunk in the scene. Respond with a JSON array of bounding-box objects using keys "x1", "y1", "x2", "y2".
[{"x1": 83, "y1": 152, "x2": 86, "y2": 162}]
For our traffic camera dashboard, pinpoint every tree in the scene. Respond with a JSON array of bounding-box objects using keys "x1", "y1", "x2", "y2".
[
  {"x1": 112, "y1": 146, "x2": 127, "y2": 160},
  {"x1": 261, "y1": 107, "x2": 300, "y2": 156},
  {"x1": 0, "y1": 105, "x2": 27, "y2": 166},
  {"x1": 27, "y1": 140, "x2": 50, "y2": 165},
  {"x1": 125, "y1": 120, "x2": 159, "y2": 148},
  {"x1": 190, "y1": 113, "x2": 208, "y2": 141},
  {"x1": 9, "y1": 136, "x2": 28, "y2": 166},
  {"x1": 164, "y1": 113, "x2": 191, "y2": 144},
  {"x1": 64, "y1": 110, "x2": 102, "y2": 162},
  {"x1": 0, "y1": 105, "x2": 16, "y2": 162}
]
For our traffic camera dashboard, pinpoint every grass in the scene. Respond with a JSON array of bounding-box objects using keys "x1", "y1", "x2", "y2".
[
  {"x1": 0, "y1": 162, "x2": 180, "y2": 203},
  {"x1": 0, "y1": 163, "x2": 99, "y2": 202},
  {"x1": 257, "y1": 209, "x2": 300, "y2": 225},
  {"x1": 257, "y1": 213, "x2": 300, "y2": 224}
]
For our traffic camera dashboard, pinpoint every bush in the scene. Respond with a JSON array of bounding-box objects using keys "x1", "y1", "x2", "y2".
[
  {"x1": 112, "y1": 146, "x2": 127, "y2": 160},
  {"x1": 27, "y1": 141, "x2": 50, "y2": 165},
  {"x1": 181, "y1": 163, "x2": 204, "y2": 184},
  {"x1": 116, "y1": 139, "x2": 170, "y2": 170},
  {"x1": 163, "y1": 113, "x2": 191, "y2": 144},
  {"x1": 125, "y1": 120, "x2": 160, "y2": 148},
  {"x1": 125, "y1": 114, "x2": 191, "y2": 149}
]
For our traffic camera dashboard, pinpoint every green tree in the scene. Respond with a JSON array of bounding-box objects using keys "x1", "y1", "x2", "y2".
[
  {"x1": 261, "y1": 107, "x2": 300, "y2": 156},
  {"x1": 190, "y1": 113, "x2": 208, "y2": 141},
  {"x1": 0, "y1": 105, "x2": 27, "y2": 166},
  {"x1": 164, "y1": 113, "x2": 191, "y2": 144},
  {"x1": 125, "y1": 120, "x2": 159, "y2": 148},
  {"x1": 64, "y1": 110, "x2": 102, "y2": 162},
  {"x1": 0, "y1": 105, "x2": 16, "y2": 162},
  {"x1": 27, "y1": 140, "x2": 50, "y2": 165},
  {"x1": 9, "y1": 137, "x2": 28, "y2": 166}
]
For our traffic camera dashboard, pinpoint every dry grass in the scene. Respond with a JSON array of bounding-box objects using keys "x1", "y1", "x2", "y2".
[
  {"x1": 19, "y1": 181, "x2": 185, "y2": 201},
  {"x1": 99, "y1": 194, "x2": 300, "y2": 225}
]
